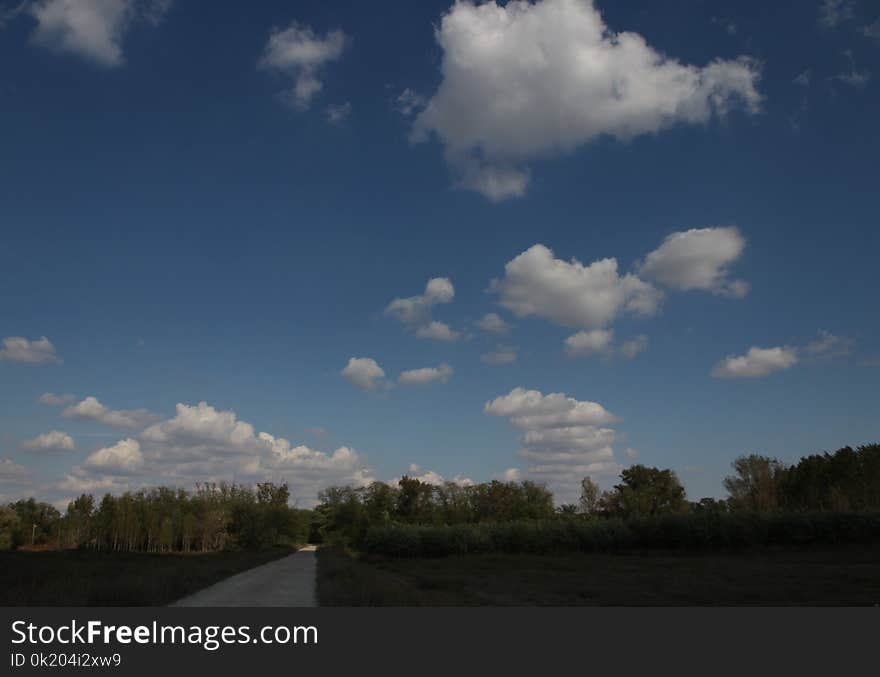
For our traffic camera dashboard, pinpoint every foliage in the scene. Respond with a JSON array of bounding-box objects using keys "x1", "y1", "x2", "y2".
[
  {"x1": 599, "y1": 465, "x2": 688, "y2": 518},
  {"x1": 0, "y1": 506, "x2": 20, "y2": 551}
]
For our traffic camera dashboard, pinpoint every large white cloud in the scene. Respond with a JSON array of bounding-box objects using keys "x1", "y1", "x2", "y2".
[
  {"x1": 57, "y1": 401, "x2": 375, "y2": 507},
  {"x1": 485, "y1": 387, "x2": 621, "y2": 500},
  {"x1": 413, "y1": 0, "x2": 762, "y2": 200},
  {"x1": 491, "y1": 244, "x2": 662, "y2": 330},
  {"x1": 63, "y1": 396, "x2": 157, "y2": 429},
  {"x1": 398, "y1": 363, "x2": 453, "y2": 386},
  {"x1": 28, "y1": 0, "x2": 172, "y2": 67},
  {"x1": 259, "y1": 20, "x2": 347, "y2": 110},
  {"x1": 638, "y1": 227, "x2": 748, "y2": 297},
  {"x1": 0, "y1": 336, "x2": 60, "y2": 364},
  {"x1": 340, "y1": 357, "x2": 386, "y2": 391},
  {"x1": 711, "y1": 346, "x2": 798, "y2": 379},
  {"x1": 23, "y1": 430, "x2": 75, "y2": 453}
]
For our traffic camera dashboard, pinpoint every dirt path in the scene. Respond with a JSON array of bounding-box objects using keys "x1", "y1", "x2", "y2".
[{"x1": 171, "y1": 546, "x2": 317, "y2": 607}]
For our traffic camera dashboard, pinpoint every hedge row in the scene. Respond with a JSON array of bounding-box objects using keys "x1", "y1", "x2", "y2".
[{"x1": 357, "y1": 512, "x2": 880, "y2": 558}]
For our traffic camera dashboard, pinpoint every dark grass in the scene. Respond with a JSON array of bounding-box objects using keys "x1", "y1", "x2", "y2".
[
  {"x1": 317, "y1": 544, "x2": 880, "y2": 606},
  {"x1": 0, "y1": 547, "x2": 295, "y2": 606}
]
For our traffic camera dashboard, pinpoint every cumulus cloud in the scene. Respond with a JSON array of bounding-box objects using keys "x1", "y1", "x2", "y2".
[
  {"x1": 0, "y1": 458, "x2": 31, "y2": 485},
  {"x1": 398, "y1": 363, "x2": 453, "y2": 386},
  {"x1": 23, "y1": 430, "x2": 75, "y2": 453},
  {"x1": 485, "y1": 387, "x2": 621, "y2": 500},
  {"x1": 0, "y1": 336, "x2": 60, "y2": 364},
  {"x1": 805, "y1": 329, "x2": 853, "y2": 357},
  {"x1": 564, "y1": 329, "x2": 613, "y2": 357},
  {"x1": 27, "y1": 0, "x2": 172, "y2": 67},
  {"x1": 63, "y1": 396, "x2": 157, "y2": 429},
  {"x1": 415, "y1": 320, "x2": 460, "y2": 342},
  {"x1": 481, "y1": 344, "x2": 518, "y2": 365},
  {"x1": 499, "y1": 467, "x2": 521, "y2": 482},
  {"x1": 638, "y1": 227, "x2": 748, "y2": 297},
  {"x1": 619, "y1": 335, "x2": 649, "y2": 360},
  {"x1": 395, "y1": 88, "x2": 427, "y2": 116},
  {"x1": 39, "y1": 392, "x2": 75, "y2": 406},
  {"x1": 83, "y1": 438, "x2": 144, "y2": 473},
  {"x1": 491, "y1": 244, "x2": 662, "y2": 330},
  {"x1": 259, "y1": 20, "x2": 348, "y2": 110},
  {"x1": 341, "y1": 357, "x2": 386, "y2": 391},
  {"x1": 385, "y1": 277, "x2": 454, "y2": 325},
  {"x1": 391, "y1": 464, "x2": 473, "y2": 487},
  {"x1": 476, "y1": 312, "x2": 512, "y2": 333},
  {"x1": 413, "y1": 0, "x2": 761, "y2": 200},
  {"x1": 711, "y1": 346, "x2": 799, "y2": 379}
]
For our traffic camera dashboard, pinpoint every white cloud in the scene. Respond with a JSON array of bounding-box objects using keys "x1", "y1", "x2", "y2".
[
  {"x1": 398, "y1": 363, "x2": 453, "y2": 386},
  {"x1": 83, "y1": 438, "x2": 144, "y2": 473},
  {"x1": 499, "y1": 467, "x2": 521, "y2": 482},
  {"x1": 486, "y1": 387, "x2": 621, "y2": 500},
  {"x1": 413, "y1": 0, "x2": 761, "y2": 200},
  {"x1": 0, "y1": 335, "x2": 60, "y2": 364},
  {"x1": 395, "y1": 88, "x2": 427, "y2": 116},
  {"x1": 39, "y1": 392, "x2": 75, "y2": 406},
  {"x1": 28, "y1": 0, "x2": 171, "y2": 67},
  {"x1": 415, "y1": 320, "x2": 460, "y2": 342},
  {"x1": 564, "y1": 329, "x2": 614, "y2": 357},
  {"x1": 63, "y1": 396, "x2": 157, "y2": 429},
  {"x1": 341, "y1": 357, "x2": 386, "y2": 391},
  {"x1": 476, "y1": 312, "x2": 511, "y2": 333},
  {"x1": 23, "y1": 430, "x2": 75, "y2": 453},
  {"x1": 638, "y1": 227, "x2": 748, "y2": 297},
  {"x1": 624, "y1": 447, "x2": 639, "y2": 459},
  {"x1": 391, "y1": 464, "x2": 473, "y2": 487},
  {"x1": 326, "y1": 101, "x2": 352, "y2": 124},
  {"x1": 0, "y1": 458, "x2": 31, "y2": 485},
  {"x1": 619, "y1": 334, "x2": 649, "y2": 360},
  {"x1": 491, "y1": 244, "x2": 662, "y2": 330},
  {"x1": 711, "y1": 346, "x2": 799, "y2": 379},
  {"x1": 481, "y1": 344, "x2": 518, "y2": 365},
  {"x1": 820, "y1": 0, "x2": 854, "y2": 29},
  {"x1": 385, "y1": 277, "x2": 455, "y2": 327},
  {"x1": 805, "y1": 329, "x2": 852, "y2": 357},
  {"x1": 259, "y1": 20, "x2": 348, "y2": 110}
]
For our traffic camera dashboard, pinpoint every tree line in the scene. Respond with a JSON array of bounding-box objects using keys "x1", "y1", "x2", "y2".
[{"x1": 0, "y1": 482, "x2": 312, "y2": 553}]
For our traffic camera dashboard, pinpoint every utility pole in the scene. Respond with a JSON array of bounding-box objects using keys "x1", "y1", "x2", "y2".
[{"x1": 31, "y1": 522, "x2": 37, "y2": 545}]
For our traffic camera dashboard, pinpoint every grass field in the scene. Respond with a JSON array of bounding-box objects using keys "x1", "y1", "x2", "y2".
[
  {"x1": 0, "y1": 547, "x2": 295, "y2": 606},
  {"x1": 317, "y1": 544, "x2": 880, "y2": 606}
]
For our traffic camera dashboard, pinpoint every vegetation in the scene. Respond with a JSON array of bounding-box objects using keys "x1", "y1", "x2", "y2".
[
  {"x1": 0, "y1": 482, "x2": 312, "y2": 553},
  {"x1": 0, "y1": 547, "x2": 294, "y2": 606}
]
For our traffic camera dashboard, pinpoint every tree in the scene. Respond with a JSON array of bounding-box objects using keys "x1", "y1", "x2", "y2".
[
  {"x1": 600, "y1": 465, "x2": 688, "y2": 519},
  {"x1": 578, "y1": 477, "x2": 601, "y2": 516},
  {"x1": 0, "y1": 506, "x2": 19, "y2": 550},
  {"x1": 723, "y1": 454, "x2": 784, "y2": 512}
]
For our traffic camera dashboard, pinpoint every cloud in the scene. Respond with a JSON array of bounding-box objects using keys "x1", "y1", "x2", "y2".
[
  {"x1": 481, "y1": 344, "x2": 518, "y2": 365},
  {"x1": 638, "y1": 227, "x2": 748, "y2": 297},
  {"x1": 835, "y1": 50, "x2": 870, "y2": 89},
  {"x1": 820, "y1": 0, "x2": 855, "y2": 29},
  {"x1": 39, "y1": 392, "x2": 75, "y2": 406},
  {"x1": 491, "y1": 244, "x2": 661, "y2": 330},
  {"x1": 259, "y1": 20, "x2": 348, "y2": 110},
  {"x1": 476, "y1": 312, "x2": 512, "y2": 334},
  {"x1": 62, "y1": 396, "x2": 158, "y2": 429},
  {"x1": 415, "y1": 320, "x2": 460, "y2": 342},
  {"x1": 341, "y1": 357, "x2": 386, "y2": 391},
  {"x1": 804, "y1": 329, "x2": 852, "y2": 357},
  {"x1": 486, "y1": 387, "x2": 621, "y2": 500},
  {"x1": 83, "y1": 438, "x2": 144, "y2": 473},
  {"x1": 304, "y1": 426, "x2": 328, "y2": 439},
  {"x1": 23, "y1": 430, "x2": 75, "y2": 453},
  {"x1": 395, "y1": 88, "x2": 427, "y2": 116},
  {"x1": 0, "y1": 458, "x2": 31, "y2": 485},
  {"x1": 398, "y1": 363, "x2": 453, "y2": 386},
  {"x1": 412, "y1": 0, "x2": 761, "y2": 200},
  {"x1": 619, "y1": 334, "x2": 649, "y2": 360},
  {"x1": 499, "y1": 467, "x2": 521, "y2": 482},
  {"x1": 793, "y1": 69, "x2": 811, "y2": 87},
  {"x1": 326, "y1": 101, "x2": 352, "y2": 124},
  {"x1": 391, "y1": 464, "x2": 473, "y2": 487},
  {"x1": 564, "y1": 329, "x2": 614, "y2": 357},
  {"x1": 27, "y1": 0, "x2": 171, "y2": 67},
  {"x1": 711, "y1": 346, "x2": 799, "y2": 379},
  {"x1": 385, "y1": 277, "x2": 455, "y2": 327},
  {"x1": 0, "y1": 335, "x2": 60, "y2": 364}
]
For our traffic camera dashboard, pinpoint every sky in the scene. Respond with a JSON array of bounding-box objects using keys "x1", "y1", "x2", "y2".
[{"x1": 1, "y1": 0, "x2": 878, "y2": 508}]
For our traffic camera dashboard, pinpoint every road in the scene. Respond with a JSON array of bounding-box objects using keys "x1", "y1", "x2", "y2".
[{"x1": 171, "y1": 546, "x2": 317, "y2": 607}]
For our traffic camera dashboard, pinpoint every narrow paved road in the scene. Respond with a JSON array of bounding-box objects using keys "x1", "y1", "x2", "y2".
[{"x1": 171, "y1": 546, "x2": 317, "y2": 607}]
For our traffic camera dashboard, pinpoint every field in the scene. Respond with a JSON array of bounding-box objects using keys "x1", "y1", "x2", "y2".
[
  {"x1": 0, "y1": 547, "x2": 294, "y2": 606},
  {"x1": 316, "y1": 544, "x2": 880, "y2": 606}
]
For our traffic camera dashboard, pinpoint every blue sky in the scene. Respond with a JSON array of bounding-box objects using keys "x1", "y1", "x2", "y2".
[{"x1": 1, "y1": 0, "x2": 878, "y2": 507}]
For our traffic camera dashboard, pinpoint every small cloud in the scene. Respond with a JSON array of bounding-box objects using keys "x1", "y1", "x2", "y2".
[
  {"x1": 481, "y1": 345, "x2": 518, "y2": 366},
  {"x1": 864, "y1": 19, "x2": 880, "y2": 42},
  {"x1": 793, "y1": 69, "x2": 811, "y2": 87},
  {"x1": 805, "y1": 329, "x2": 853, "y2": 357},
  {"x1": 304, "y1": 426, "x2": 328, "y2": 439},
  {"x1": 0, "y1": 336, "x2": 60, "y2": 364},
  {"x1": 476, "y1": 312, "x2": 511, "y2": 334},
  {"x1": 564, "y1": 329, "x2": 614, "y2": 358},
  {"x1": 835, "y1": 50, "x2": 871, "y2": 89},
  {"x1": 619, "y1": 335, "x2": 649, "y2": 360},
  {"x1": 23, "y1": 430, "x2": 75, "y2": 453},
  {"x1": 395, "y1": 88, "x2": 426, "y2": 116},
  {"x1": 820, "y1": 0, "x2": 855, "y2": 29},
  {"x1": 326, "y1": 101, "x2": 352, "y2": 124},
  {"x1": 341, "y1": 357, "x2": 386, "y2": 391},
  {"x1": 415, "y1": 321, "x2": 459, "y2": 342},
  {"x1": 62, "y1": 396, "x2": 158, "y2": 429},
  {"x1": 39, "y1": 392, "x2": 75, "y2": 406},
  {"x1": 624, "y1": 448, "x2": 640, "y2": 459},
  {"x1": 711, "y1": 346, "x2": 799, "y2": 379},
  {"x1": 398, "y1": 363, "x2": 453, "y2": 386}
]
